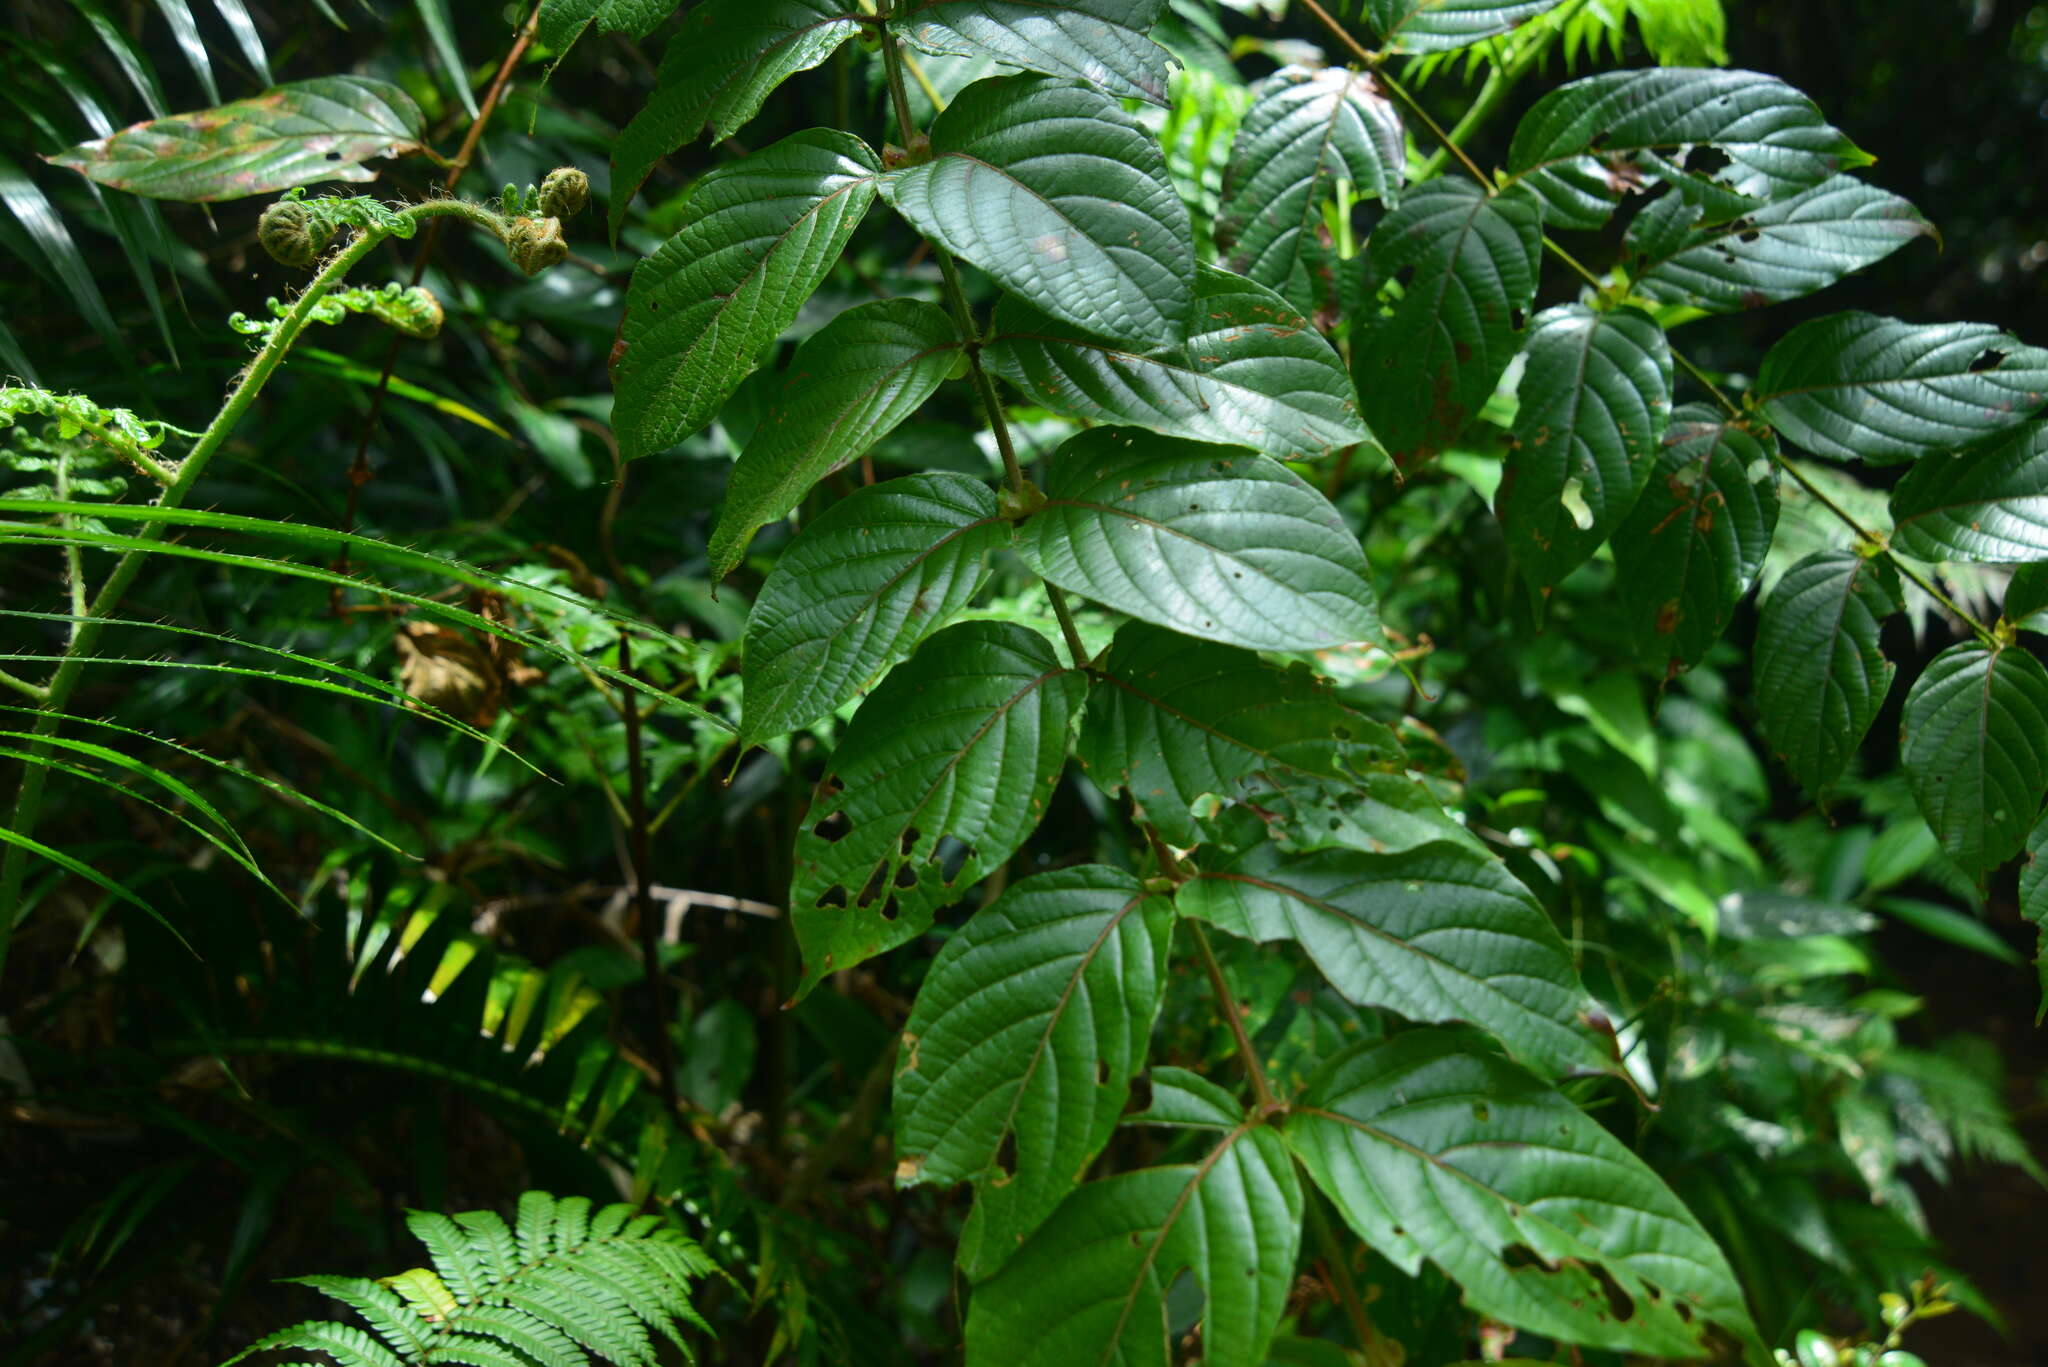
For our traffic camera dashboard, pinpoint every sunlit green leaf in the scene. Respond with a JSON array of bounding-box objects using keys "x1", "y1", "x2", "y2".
[
  {"x1": 1366, "y1": 0, "x2": 1568, "y2": 52},
  {"x1": 892, "y1": 0, "x2": 1173, "y2": 103},
  {"x1": 1890, "y1": 419, "x2": 2048, "y2": 564},
  {"x1": 1753, "y1": 550, "x2": 1902, "y2": 793},
  {"x1": 1901, "y1": 643, "x2": 2048, "y2": 880}
]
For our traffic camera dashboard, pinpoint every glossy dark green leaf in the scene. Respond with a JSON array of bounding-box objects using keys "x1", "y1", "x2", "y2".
[
  {"x1": 1286, "y1": 1031, "x2": 1761, "y2": 1358},
  {"x1": 2021, "y1": 810, "x2": 2048, "y2": 1016},
  {"x1": 1352, "y1": 179, "x2": 1543, "y2": 468},
  {"x1": 45, "y1": 76, "x2": 425, "y2": 202},
  {"x1": 741, "y1": 473, "x2": 1010, "y2": 745},
  {"x1": 983, "y1": 266, "x2": 1369, "y2": 462},
  {"x1": 1755, "y1": 313, "x2": 2048, "y2": 464},
  {"x1": 710, "y1": 300, "x2": 962, "y2": 576},
  {"x1": 1900, "y1": 643, "x2": 2048, "y2": 880},
  {"x1": 609, "y1": 0, "x2": 860, "y2": 232},
  {"x1": 1365, "y1": 0, "x2": 1567, "y2": 52},
  {"x1": 891, "y1": 0, "x2": 1173, "y2": 104},
  {"x1": 1628, "y1": 175, "x2": 1933, "y2": 314},
  {"x1": 1077, "y1": 622, "x2": 1403, "y2": 846},
  {"x1": 1178, "y1": 836, "x2": 1613, "y2": 1078},
  {"x1": 963, "y1": 1122, "x2": 1302, "y2": 1367},
  {"x1": 2008, "y1": 562, "x2": 2048, "y2": 626},
  {"x1": 1497, "y1": 304, "x2": 1673, "y2": 593},
  {"x1": 611, "y1": 129, "x2": 879, "y2": 460},
  {"x1": 1018, "y1": 429, "x2": 1381, "y2": 651},
  {"x1": 1753, "y1": 550, "x2": 1902, "y2": 793},
  {"x1": 895, "y1": 866, "x2": 1174, "y2": 1279},
  {"x1": 537, "y1": 0, "x2": 675, "y2": 55},
  {"x1": 880, "y1": 74, "x2": 1193, "y2": 351},
  {"x1": 788, "y1": 621, "x2": 1086, "y2": 996},
  {"x1": 1214, "y1": 65, "x2": 1404, "y2": 320},
  {"x1": 1611, "y1": 405, "x2": 1779, "y2": 672},
  {"x1": 1889, "y1": 420, "x2": 2048, "y2": 564},
  {"x1": 1505, "y1": 68, "x2": 1865, "y2": 230}
]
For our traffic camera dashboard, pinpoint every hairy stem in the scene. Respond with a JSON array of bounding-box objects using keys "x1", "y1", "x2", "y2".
[
  {"x1": 1190, "y1": 920, "x2": 1278, "y2": 1112},
  {"x1": 1415, "y1": 0, "x2": 1589, "y2": 182},
  {"x1": 1305, "y1": 1194, "x2": 1386, "y2": 1356}
]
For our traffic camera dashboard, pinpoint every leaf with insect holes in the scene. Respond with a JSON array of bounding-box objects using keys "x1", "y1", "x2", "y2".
[
  {"x1": 880, "y1": 73, "x2": 1194, "y2": 351},
  {"x1": 1753, "y1": 550, "x2": 1902, "y2": 794},
  {"x1": 895, "y1": 866, "x2": 1174, "y2": 1281},
  {"x1": 788, "y1": 620, "x2": 1086, "y2": 997},
  {"x1": 1286, "y1": 1030, "x2": 1763, "y2": 1359},
  {"x1": 741, "y1": 473, "x2": 1011, "y2": 746},
  {"x1": 1754, "y1": 313, "x2": 2048, "y2": 464},
  {"x1": 1504, "y1": 68, "x2": 1866, "y2": 231},
  {"x1": 1901, "y1": 643, "x2": 2048, "y2": 881},
  {"x1": 45, "y1": 76, "x2": 423, "y2": 202},
  {"x1": 1610, "y1": 405, "x2": 1779, "y2": 672},
  {"x1": 1076, "y1": 621, "x2": 1404, "y2": 846},
  {"x1": 891, "y1": 0, "x2": 1174, "y2": 104},
  {"x1": 983, "y1": 265, "x2": 1369, "y2": 462},
  {"x1": 1214, "y1": 65, "x2": 1405, "y2": 321},
  {"x1": 710, "y1": 299, "x2": 963, "y2": 577},
  {"x1": 1366, "y1": 0, "x2": 1570, "y2": 52},
  {"x1": 1889, "y1": 419, "x2": 2048, "y2": 564},
  {"x1": 1018, "y1": 429, "x2": 1380, "y2": 651},
  {"x1": 1352, "y1": 179, "x2": 1543, "y2": 468},
  {"x1": 611, "y1": 129, "x2": 879, "y2": 460},
  {"x1": 1497, "y1": 304, "x2": 1673, "y2": 593}
]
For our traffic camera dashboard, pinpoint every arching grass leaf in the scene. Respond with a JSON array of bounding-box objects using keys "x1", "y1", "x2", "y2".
[
  {"x1": 611, "y1": 129, "x2": 879, "y2": 459},
  {"x1": 1285, "y1": 1030, "x2": 1762, "y2": 1359},
  {"x1": 1753, "y1": 550, "x2": 1902, "y2": 794},
  {"x1": 1497, "y1": 304, "x2": 1673, "y2": 593},
  {"x1": 895, "y1": 866, "x2": 1174, "y2": 1280},
  {"x1": 1018, "y1": 429, "x2": 1381, "y2": 651},
  {"x1": 983, "y1": 265, "x2": 1369, "y2": 462},
  {"x1": 46, "y1": 76, "x2": 426, "y2": 202},
  {"x1": 609, "y1": 0, "x2": 860, "y2": 232},
  {"x1": 1077, "y1": 621, "x2": 1403, "y2": 845},
  {"x1": 789, "y1": 621, "x2": 1086, "y2": 996},
  {"x1": 963, "y1": 1120, "x2": 1302, "y2": 1367},
  {"x1": 1627, "y1": 176, "x2": 1934, "y2": 314},
  {"x1": 742, "y1": 473, "x2": 1010, "y2": 745},
  {"x1": 891, "y1": 0, "x2": 1174, "y2": 104},
  {"x1": 1179, "y1": 833, "x2": 1613, "y2": 1079},
  {"x1": 710, "y1": 299, "x2": 962, "y2": 576},
  {"x1": 1214, "y1": 65, "x2": 1404, "y2": 321},
  {"x1": 880, "y1": 73, "x2": 1193, "y2": 351},
  {"x1": 1901, "y1": 643, "x2": 2048, "y2": 881},
  {"x1": 1504, "y1": 68, "x2": 1865, "y2": 230},
  {"x1": 209, "y1": 0, "x2": 275, "y2": 85},
  {"x1": 1611, "y1": 405, "x2": 1779, "y2": 672},
  {"x1": 1366, "y1": 0, "x2": 1569, "y2": 52},
  {"x1": 1754, "y1": 313, "x2": 2048, "y2": 464},
  {"x1": 150, "y1": 0, "x2": 221, "y2": 104},
  {"x1": 413, "y1": 0, "x2": 479, "y2": 118},
  {"x1": 1889, "y1": 419, "x2": 2048, "y2": 564},
  {"x1": 1351, "y1": 179, "x2": 1542, "y2": 469},
  {"x1": 0, "y1": 154, "x2": 124, "y2": 360}
]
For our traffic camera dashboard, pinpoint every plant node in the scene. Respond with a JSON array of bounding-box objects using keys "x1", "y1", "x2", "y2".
[{"x1": 506, "y1": 216, "x2": 569, "y2": 277}]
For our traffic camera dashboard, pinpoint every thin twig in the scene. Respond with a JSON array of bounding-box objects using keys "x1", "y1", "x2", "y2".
[{"x1": 1190, "y1": 920, "x2": 1278, "y2": 1112}]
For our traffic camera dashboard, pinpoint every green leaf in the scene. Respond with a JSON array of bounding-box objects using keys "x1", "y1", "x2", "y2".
[
  {"x1": 1366, "y1": 0, "x2": 1568, "y2": 52},
  {"x1": 741, "y1": 472, "x2": 1010, "y2": 745},
  {"x1": 1754, "y1": 313, "x2": 2048, "y2": 464},
  {"x1": 538, "y1": 0, "x2": 676, "y2": 54},
  {"x1": 1900, "y1": 643, "x2": 2048, "y2": 881},
  {"x1": 2021, "y1": 811, "x2": 2048, "y2": 1016},
  {"x1": 609, "y1": 0, "x2": 859, "y2": 232},
  {"x1": 0, "y1": 154, "x2": 124, "y2": 360},
  {"x1": 1627, "y1": 175, "x2": 1934, "y2": 314},
  {"x1": 1179, "y1": 836, "x2": 1613, "y2": 1079},
  {"x1": 2008, "y1": 562, "x2": 2048, "y2": 626},
  {"x1": 1017, "y1": 429, "x2": 1381, "y2": 651},
  {"x1": 1610, "y1": 404, "x2": 1779, "y2": 672},
  {"x1": 611, "y1": 129, "x2": 879, "y2": 460},
  {"x1": 1285, "y1": 1030, "x2": 1761, "y2": 1359},
  {"x1": 45, "y1": 76, "x2": 425, "y2": 202},
  {"x1": 1505, "y1": 68, "x2": 1865, "y2": 230},
  {"x1": 1753, "y1": 550, "x2": 1902, "y2": 794},
  {"x1": 1497, "y1": 304, "x2": 1673, "y2": 593},
  {"x1": 892, "y1": 0, "x2": 1174, "y2": 104},
  {"x1": 1076, "y1": 621, "x2": 1403, "y2": 846},
  {"x1": 1214, "y1": 65, "x2": 1404, "y2": 320},
  {"x1": 879, "y1": 73, "x2": 1193, "y2": 351},
  {"x1": 963, "y1": 1123, "x2": 1302, "y2": 1367},
  {"x1": 895, "y1": 866, "x2": 1175, "y2": 1279},
  {"x1": 1351, "y1": 179, "x2": 1542, "y2": 468},
  {"x1": 710, "y1": 299, "x2": 962, "y2": 576},
  {"x1": 788, "y1": 621, "x2": 1087, "y2": 995},
  {"x1": 983, "y1": 265, "x2": 1369, "y2": 462},
  {"x1": 1889, "y1": 419, "x2": 2048, "y2": 564}
]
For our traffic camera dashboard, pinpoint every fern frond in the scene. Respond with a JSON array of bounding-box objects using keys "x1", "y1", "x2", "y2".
[
  {"x1": 228, "y1": 1318, "x2": 407, "y2": 1367},
  {"x1": 286, "y1": 1277, "x2": 433, "y2": 1358}
]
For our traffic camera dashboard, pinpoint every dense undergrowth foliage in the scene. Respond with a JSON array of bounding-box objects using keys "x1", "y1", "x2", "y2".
[{"x1": 2, "y1": 0, "x2": 2046, "y2": 1363}]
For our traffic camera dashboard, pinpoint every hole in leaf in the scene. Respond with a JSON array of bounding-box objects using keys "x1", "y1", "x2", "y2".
[
  {"x1": 932, "y1": 836, "x2": 973, "y2": 884},
  {"x1": 1681, "y1": 145, "x2": 1730, "y2": 175},
  {"x1": 818, "y1": 885, "x2": 849, "y2": 910},
  {"x1": 812, "y1": 811, "x2": 850, "y2": 844},
  {"x1": 879, "y1": 895, "x2": 900, "y2": 922},
  {"x1": 899, "y1": 827, "x2": 922, "y2": 856},
  {"x1": 1970, "y1": 348, "x2": 2008, "y2": 372},
  {"x1": 893, "y1": 863, "x2": 920, "y2": 890},
  {"x1": 995, "y1": 1131, "x2": 1017, "y2": 1178},
  {"x1": 1393, "y1": 264, "x2": 1417, "y2": 289},
  {"x1": 1501, "y1": 1244, "x2": 1556, "y2": 1272},
  {"x1": 1675, "y1": 1300, "x2": 1694, "y2": 1323},
  {"x1": 1590, "y1": 1264, "x2": 1636, "y2": 1322},
  {"x1": 1096, "y1": 1060, "x2": 1110, "y2": 1085},
  {"x1": 855, "y1": 863, "x2": 890, "y2": 909},
  {"x1": 1124, "y1": 1070, "x2": 1154, "y2": 1115}
]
